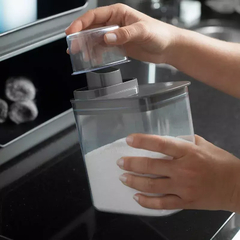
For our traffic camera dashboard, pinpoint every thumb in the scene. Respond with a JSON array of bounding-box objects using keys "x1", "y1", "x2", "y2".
[{"x1": 104, "y1": 22, "x2": 147, "y2": 45}]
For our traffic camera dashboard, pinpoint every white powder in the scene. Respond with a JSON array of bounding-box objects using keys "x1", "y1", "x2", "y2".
[{"x1": 84, "y1": 137, "x2": 185, "y2": 217}]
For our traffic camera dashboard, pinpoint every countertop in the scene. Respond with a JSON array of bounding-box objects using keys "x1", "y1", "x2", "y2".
[{"x1": 0, "y1": 125, "x2": 232, "y2": 240}]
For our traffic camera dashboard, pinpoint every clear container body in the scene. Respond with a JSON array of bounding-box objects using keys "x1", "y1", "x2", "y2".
[
  {"x1": 66, "y1": 25, "x2": 129, "y2": 75},
  {"x1": 72, "y1": 90, "x2": 195, "y2": 217}
]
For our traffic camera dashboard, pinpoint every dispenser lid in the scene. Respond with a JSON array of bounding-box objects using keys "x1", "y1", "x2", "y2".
[
  {"x1": 71, "y1": 81, "x2": 190, "y2": 114},
  {"x1": 66, "y1": 25, "x2": 129, "y2": 75}
]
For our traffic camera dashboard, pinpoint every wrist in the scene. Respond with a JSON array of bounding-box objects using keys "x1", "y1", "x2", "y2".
[{"x1": 164, "y1": 27, "x2": 190, "y2": 67}]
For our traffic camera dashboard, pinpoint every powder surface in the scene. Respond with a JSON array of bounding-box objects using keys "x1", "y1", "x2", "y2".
[{"x1": 85, "y1": 137, "x2": 182, "y2": 216}]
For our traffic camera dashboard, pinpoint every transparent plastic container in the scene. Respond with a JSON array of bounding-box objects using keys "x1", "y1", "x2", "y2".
[
  {"x1": 71, "y1": 81, "x2": 195, "y2": 217},
  {"x1": 66, "y1": 25, "x2": 129, "y2": 75}
]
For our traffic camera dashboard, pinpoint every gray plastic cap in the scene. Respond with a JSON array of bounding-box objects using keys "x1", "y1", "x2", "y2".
[{"x1": 86, "y1": 68, "x2": 123, "y2": 90}]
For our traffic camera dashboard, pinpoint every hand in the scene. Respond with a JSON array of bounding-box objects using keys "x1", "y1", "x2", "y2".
[
  {"x1": 117, "y1": 134, "x2": 240, "y2": 212},
  {"x1": 65, "y1": 3, "x2": 179, "y2": 64}
]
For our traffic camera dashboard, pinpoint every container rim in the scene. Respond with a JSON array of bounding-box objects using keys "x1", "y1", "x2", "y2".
[
  {"x1": 71, "y1": 81, "x2": 190, "y2": 103},
  {"x1": 70, "y1": 81, "x2": 191, "y2": 115},
  {"x1": 66, "y1": 25, "x2": 119, "y2": 39}
]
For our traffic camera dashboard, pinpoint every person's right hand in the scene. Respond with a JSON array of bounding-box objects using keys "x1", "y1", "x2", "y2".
[{"x1": 65, "y1": 3, "x2": 180, "y2": 64}]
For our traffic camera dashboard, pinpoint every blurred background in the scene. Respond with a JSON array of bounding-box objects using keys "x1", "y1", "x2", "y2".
[
  {"x1": 1, "y1": 1, "x2": 240, "y2": 239},
  {"x1": 1, "y1": 0, "x2": 240, "y2": 33},
  {"x1": 2, "y1": 0, "x2": 240, "y2": 155},
  {"x1": 0, "y1": 0, "x2": 86, "y2": 33}
]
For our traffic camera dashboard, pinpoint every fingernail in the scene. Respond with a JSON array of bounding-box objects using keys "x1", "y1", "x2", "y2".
[
  {"x1": 126, "y1": 136, "x2": 134, "y2": 145},
  {"x1": 66, "y1": 48, "x2": 69, "y2": 54},
  {"x1": 117, "y1": 158, "x2": 124, "y2": 168},
  {"x1": 133, "y1": 195, "x2": 139, "y2": 202},
  {"x1": 105, "y1": 33, "x2": 117, "y2": 43},
  {"x1": 119, "y1": 174, "x2": 127, "y2": 183}
]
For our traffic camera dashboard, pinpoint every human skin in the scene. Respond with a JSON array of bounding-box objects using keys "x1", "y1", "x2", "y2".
[{"x1": 66, "y1": 4, "x2": 240, "y2": 213}]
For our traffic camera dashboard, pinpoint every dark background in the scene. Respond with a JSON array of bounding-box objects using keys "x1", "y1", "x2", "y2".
[
  {"x1": 37, "y1": 0, "x2": 86, "y2": 19},
  {"x1": 0, "y1": 38, "x2": 87, "y2": 145}
]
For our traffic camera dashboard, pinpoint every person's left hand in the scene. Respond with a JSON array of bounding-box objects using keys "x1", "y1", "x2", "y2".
[{"x1": 117, "y1": 134, "x2": 240, "y2": 212}]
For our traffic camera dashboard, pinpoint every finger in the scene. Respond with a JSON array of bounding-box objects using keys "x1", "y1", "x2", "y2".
[
  {"x1": 194, "y1": 135, "x2": 216, "y2": 150},
  {"x1": 126, "y1": 134, "x2": 191, "y2": 158},
  {"x1": 134, "y1": 194, "x2": 183, "y2": 210},
  {"x1": 104, "y1": 22, "x2": 148, "y2": 45},
  {"x1": 93, "y1": 47, "x2": 107, "y2": 65},
  {"x1": 195, "y1": 135, "x2": 207, "y2": 146},
  {"x1": 120, "y1": 173, "x2": 174, "y2": 194},
  {"x1": 176, "y1": 135, "x2": 195, "y2": 143},
  {"x1": 117, "y1": 157, "x2": 173, "y2": 176},
  {"x1": 90, "y1": 37, "x2": 109, "y2": 65},
  {"x1": 85, "y1": 24, "x2": 107, "y2": 30},
  {"x1": 65, "y1": 4, "x2": 127, "y2": 35},
  {"x1": 68, "y1": 38, "x2": 81, "y2": 55},
  {"x1": 66, "y1": 23, "x2": 107, "y2": 54},
  {"x1": 68, "y1": 35, "x2": 92, "y2": 61}
]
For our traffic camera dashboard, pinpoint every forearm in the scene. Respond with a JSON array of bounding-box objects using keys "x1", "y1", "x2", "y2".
[{"x1": 168, "y1": 28, "x2": 240, "y2": 98}]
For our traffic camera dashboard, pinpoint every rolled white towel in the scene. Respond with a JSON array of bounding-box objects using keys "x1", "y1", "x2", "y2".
[
  {"x1": 0, "y1": 99, "x2": 8, "y2": 123},
  {"x1": 9, "y1": 100, "x2": 38, "y2": 124},
  {"x1": 5, "y1": 77, "x2": 36, "y2": 102}
]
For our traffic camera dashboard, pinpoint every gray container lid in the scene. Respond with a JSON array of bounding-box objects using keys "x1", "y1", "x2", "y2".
[{"x1": 71, "y1": 81, "x2": 190, "y2": 115}]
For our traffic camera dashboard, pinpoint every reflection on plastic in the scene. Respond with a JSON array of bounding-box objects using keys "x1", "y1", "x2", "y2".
[
  {"x1": 66, "y1": 25, "x2": 128, "y2": 74},
  {"x1": 232, "y1": 230, "x2": 240, "y2": 240},
  {"x1": 0, "y1": 0, "x2": 37, "y2": 33}
]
